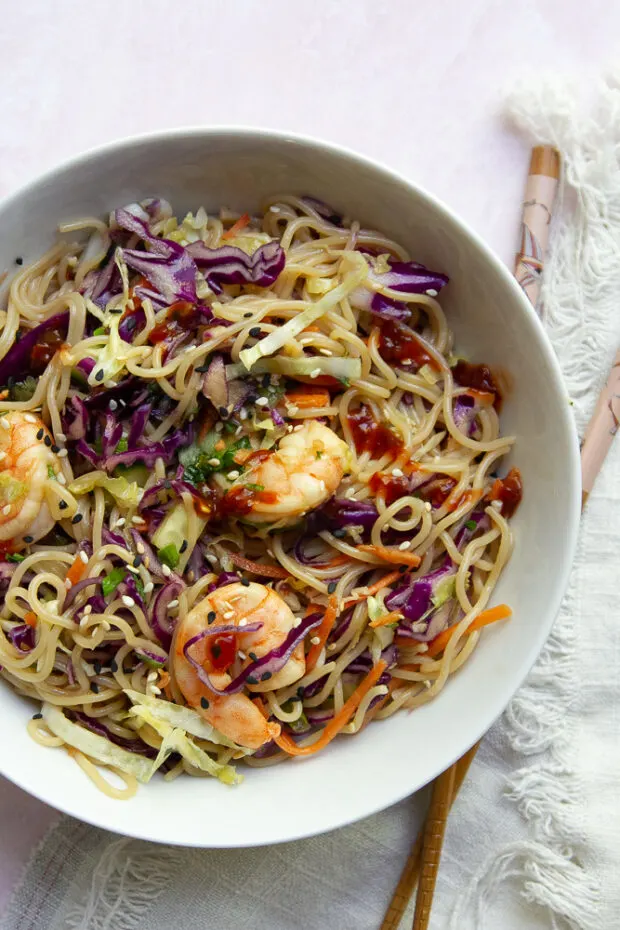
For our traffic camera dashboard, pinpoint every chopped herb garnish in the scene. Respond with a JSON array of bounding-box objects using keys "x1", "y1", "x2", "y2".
[
  {"x1": 47, "y1": 465, "x2": 56, "y2": 479},
  {"x1": 115, "y1": 438, "x2": 128, "y2": 453},
  {"x1": 6, "y1": 553, "x2": 25, "y2": 563},
  {"x1": 93, "y1": 327, "x2": 106, "y2": 336},
  {"x1": 245, "y1": 483, "x2": 264, "y2": 492},
  {"x1": 9, "y1": 376, "x2": 37, "y2": 403},
  {"x1": 158, "y1": 543, "x2": 180, "y2": 569},
  {"x1": 102, "y1": 567, "x2": 126, "y2": 598},
  {"x1": 465, "y1": 519, "x2": 477, "y2": 531}
]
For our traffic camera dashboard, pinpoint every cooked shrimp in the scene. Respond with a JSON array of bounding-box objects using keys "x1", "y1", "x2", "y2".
[
  {"x1": 173, "y1": 582, "x2": 307, "y2": 749},
  {"x1": 0, "y1": 412, "x2": 62, "y2": 547},
  {"x1": 231, "y1": 420, "x2": 351, "y2": 526}
]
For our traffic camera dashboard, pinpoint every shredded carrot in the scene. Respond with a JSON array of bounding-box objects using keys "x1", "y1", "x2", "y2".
[
  {"x1": 158, "y1": 670, "x2": 170, "y2": 690},
  {"x1": 274, "y1": 660, "x2": 388, "y2": 756},
  {"x1": 345, "y1": 570, "x2": 402, "y2": 606},
  {"x1": 305, "y1": 597, "x2": 338, "y2": 671},
  {"x1": 425, "y1": 604, "x2": 512, "y2": 658},
  {"x1": 302, "y1": 324, "x2": 322, "y2": 333},
  {"x1": 284, "y1": 387, "x2": 330, "y2": 409},
  {"x1": 23, "y1": 611, "x2": 37, "y2": 628},
  {"x1": 465, "y1": 389, "x2": 495, "y2": 405},
  {"x1": 251, "y1": 696, "x2": 269, "y2": 719},
  {"x1": 226, "y1": 550, "x2": 289, "y2": 580},
  {"x1": 368, "y1": 610, "x2": 403, "y2": 629},
  {"x1": 222, "y1": 213, "x2": 250, "y2": 240},
  {"x1": 66, "y1": 554, "x2": 87, "y2": 588},
  {"x1": 356, "y1": 544, "x2": 421, "y2": 568}
]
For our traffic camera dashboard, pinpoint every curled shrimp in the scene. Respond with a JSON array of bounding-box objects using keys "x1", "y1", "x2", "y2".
[
  {"x1": 0, "y1": 412, "x2": 62, "y2": 547},
  {"x1": 173, "y1": 582, "x2": 307, "y2": 749},
  {"x1": 230, "y1": 420, "x2": 351, "y2": 526}
]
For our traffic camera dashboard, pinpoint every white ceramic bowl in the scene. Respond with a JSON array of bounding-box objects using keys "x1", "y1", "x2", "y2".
[{"x1": 0, "y1": 129, "x2": 580, "y2": 847}]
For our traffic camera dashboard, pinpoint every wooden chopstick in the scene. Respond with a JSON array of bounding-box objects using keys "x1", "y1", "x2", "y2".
[
  {"x1": 412, "y1": 764, "x2": 455, "y2": 930},
  {"x1": 379, "y1": 742, "x2": 480, "y2": 930}
]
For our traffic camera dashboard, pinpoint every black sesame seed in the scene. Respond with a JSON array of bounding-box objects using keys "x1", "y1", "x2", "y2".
[
  {"x1": 32, "y1": 712, "x2": 42, "y2": 719},
  {"x1": 179, "y1": 540, "x2": 188, "y2": 554},
  {"x1": 36, "y1": 428, "x2": 44, "y2": 440},
  {"x1": 51, "y1": 444, "x2": 60, "y2": 453},
  {"x1": 23, "y1": 535, "x2": 33, "y2": 543},
  {"x1": 15, "y1": 257, "x2": 23, "y2": 265},
  {"x1": 398, "y1": 564, "x2": 408, "y2": 573},
  {"x1": 297, "y1": 686, "x2": 305, "y2": 698},
  {"x1": 109, "y1": 307, "x2": 123, "y2": 314},
  {"x1": 133, "y1": 555, "x2": 142, "y2": 568},
  {"x1": 110, "y1": 659, "x2": 118, "y2": 673},
  {"x1": 207, "y1": 611, "x2": 216, "y2": 624},
  {"x1": 93, "y1": 661, "x2": 102, "y2": 675},
  {"x1": 248, "y1": 651, "x2": 258, "y2": 662},
  {"x1": 332, "y1": 529, "x2": 346, "y2": 539},
  {"x1": 261, "y1": 671, "x2": 272, "y2": 681},
  {"x1": 195, "y1": 364, "x2": 210, "y2": 373},
  {"x1": 90, "y1": 682, "x2": 99, "y2": 693},
  {"x1": 14, "y1": 331, "x2": 21, "y2": 342},
  {"x1": 243, "y1": 312, "x2": 253, "y2": 318},
  {"x1": 200, "y1": 696, "x2": 210, "y2": 709},
  {"x1": 218, "y1": 406, "x2": 229, "y2": 418},
  {"x1": 95, "y1": 369, "x2": 104, "y2": 382},
  {"x1": 246, "y1": 675, "x2": 258, "y2": 685},
  {"x1": 71, "y1": 513, "x2": 83, "y2": 524},
  {"x1": 261, "y1": 374, "x2": 270, "y2": 388},
  {"x1": 327, "y1": 582, "x2": 337, "y2": 594},
  {"x1": 44, "y1": 435, "x2": 52, "y2": 447},
  {"x1": 249, "y1": 326, "x2": 261, "y2": 338},
  {"x1": 212, "y1": 644, "x2": 221, "y2": 659},
  {"x1": 59, "y1": 500, "x2": 68, "y2": 510},
  {"x1": 123, "y1": 666, "x2": 134, "y2": 674},
  {"x1": 241, "y1": 577, "x2": 250, "y2": 587}
]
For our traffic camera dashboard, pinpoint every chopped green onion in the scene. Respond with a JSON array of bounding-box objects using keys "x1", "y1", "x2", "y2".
[
  {"x1": 102, "y1": 567, "x2": 126, "y2": 598},
  {"x1": 115, "y1": 438, "x2": 128, "y2": 453},
  {"x1": 465, "y1": 520, "x2": 477, "y2": 531},
  {"x1": 6, "y1": 553, "x2": 25, "y2": 563},
  {"x1": 158, "y1": 544, "x2": 180, "y2": 569},
  {"x1": 245, "y1": 483, "x2": 264, "y2": 492},
  {"x1": 47, "y1": 465, "x2": 57, "y2": 480},
  {"x1": 93, "y1": 327, "x2": 106, "y2": 336}
]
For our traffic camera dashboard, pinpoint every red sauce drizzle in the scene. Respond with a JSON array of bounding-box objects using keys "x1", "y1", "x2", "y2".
[
  {"x1": 217, "y1": 485, "x2": 279, "y2": 518},
  {"x1": 368, "y1": 472, "x2": 410, "y2": 506},
  {"x1": 347, "y1": 405, "x2": 403, "y2": 459},
  {"x1": 208, "y1": 633, "x2": 237, "y2": 672},
  {"x1": 487, "y1": 467, "x2": 523, "y2": 518},
  {"x1": 452, "y1": 360, "x2": 502, "y2": 410},
  {"x1": 378, "y1": 319, "x2": 439, "y2": 370},
  {"x1": 30, "y1": 328, "x2": 66, "y2": 373},
  {"x1": 418, "y1": 476, "x2": 457, "y2": 508},
  {"x1": 148, "y1": 301, "x2": 196, "y2": 343}
]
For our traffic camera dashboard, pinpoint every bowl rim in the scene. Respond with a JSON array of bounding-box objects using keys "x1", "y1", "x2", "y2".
[{"x1": 0, "y1": 126, "x2": 581, "y2": 845}]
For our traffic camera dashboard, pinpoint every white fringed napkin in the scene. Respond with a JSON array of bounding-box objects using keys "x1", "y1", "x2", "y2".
[{"x1": 2, "y1": 76, "x2": 620, "y2": 930}]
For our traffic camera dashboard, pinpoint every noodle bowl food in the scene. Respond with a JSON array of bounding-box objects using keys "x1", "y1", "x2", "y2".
[{"x1": 0, "y1": 195, "x2": 521, "y2": 799}]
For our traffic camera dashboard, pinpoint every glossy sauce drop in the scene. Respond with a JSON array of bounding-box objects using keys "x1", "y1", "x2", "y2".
[
  {"x1": 487, "y1": 467, "x2": 523, "y2": 518},
  {"x1": 378, "y1": 319, "x2": 439, "y2": 370},
  {"x1": 347, "y1": 405, "x2": 403, "y2": 458}
]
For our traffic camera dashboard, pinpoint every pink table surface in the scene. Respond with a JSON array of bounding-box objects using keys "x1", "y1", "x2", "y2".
[{"x1": 0, "y1": 0, "x2": 617, "y2": 911}]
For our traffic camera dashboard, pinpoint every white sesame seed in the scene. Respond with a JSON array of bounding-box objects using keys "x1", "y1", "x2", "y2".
[
  {"x1": 0, "y1": 451, "x2": 6, "y2": 461},
  {"x1": 144, "y1": 581, "x2": 154, "y2": 594},
  {"x1": 424, "y1": 679, "x2": 432, "y2": 688},
  {"x1": 109, "y1": 400, "x2": 118, "y2": 412},
  {"x1": 186, "y1": 345, "x2": 196, "y2": 353},
  {"x1": 131, "y1": 516, "x2": 143, "y2": 525},
  {"x1": 293, "y1": 617, "x2": 302, "y2": 628},
  {"x1": 491, "y1": 499, "x2": 503, "y2": 511},
  {"x1": 426, "y1": 288, "x2": 438, "y2": 297},
  {"x1": 115, "y1": 518, "x2": 126, "y2": 527},
  {"x1": 205, "y1": 553, "x2": 218, "y2": 564},
  {"x1": 391, "y1": 468, "x2": 404, "y2": 478},
  {"x1": 121, "y1": 595, "x2": 135, "y2": 607},
  {"x1": 161, "y1": 564, "x2": 172, "y2": 577},
  {"x1": 208, "y1": 457, "x2": 220, "y2": 467},
  {"x1": 223, "y1": 609, "x2": 235, "y2": 620},
  {"x1": 0, "y1": 417, "x2": 10, "y2": 429},
  {"x1": 318, "y1": 348, "x2": 333, "y2": 356},
  {"x1": 24, "y1": 413, "x2": 37, "y2": 424},
  {"x1": 57, "y1": 473, "x2": 66, "y2": 485},
  {"x1": 104, "y1": 381, "x2": 116, "y2": 389},
  {"x1": 269, "y1": 205, "x2": 281, "y2": 213},
  {"x1": 293, "y1": 424, "x2": 303, "y2": 432},
  {"x1": 310, "y1": 636, "x2": 321, "y2": 645},
  {"x1": 417, "y1": 643, "x2": 428, "y2": 653},
  {"x1": 239, "y1": 408, "x2": 248, "y2": 420},
  {"x1": 235, "y1": 425, "x2": 243, "y2": 435},
  {"x1": 309, "y1": 368, "x2": 321, "y2": 379},
  {"x1": 150, "y1": 685, "x2": 162, "y2": 695},
  {"x1": 1, "y1": 504, "x2": 10, "y2": 515},
  {"x1": 127, "y1": 565, "x2": 139, "y2": 574},
  {"x1": 238, "y1": 618, "x2": 248, "y2": 627},
  {"x1": 83, "y1": 604, "x2": 92, "y2": 615},
  {"x1": 255, "y1": 396, "x2": 268, "y2": 406},
  {"x1": 398, "y1": 541, "x2": 410, "y2": 551},
  {"x1": 147, "y1": 670, "x2": 158, "y2": 682},
  {"x1": 56, "y1": 432, "x2": 66, "y2": 442},
  {"x1": 237, "y1": 650, "x2": 247, "y2": 661},
  {"x1": 287, "y1": 404, "x2": 299, "y2": 415},
  {"x1": 101, "y1": 620, "x2": 111, "y2": 631},
  {"x1": 168, "y1": 599, "x2": 179, "y2": 609},
  {"x1": 58, "y1": 448, "x2": 68, "y2": 458},
  {"x1": 79, "y1": 551, "x2": 88, "y2": 564},
  {"x1": 79, "y1": 616, "x2": 89, "y2": 628},
  {"x1": 425, "y1": 502, "x2": 432, "y2": 511},
  {"x1": 401, "y1": 358, "x2": 412, "y2": 365},
  {"x1": 226, "y1": 470, "x2": 240, "y2": 481}
]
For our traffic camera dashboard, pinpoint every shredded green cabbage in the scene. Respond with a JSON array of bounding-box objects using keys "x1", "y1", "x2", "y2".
[
  {"x1": 239, "y1": 251, "x2": 368, "y2": 371},
  {"x1": 432, "y1": 576, "x2": 457, "y2": 610},
  {"x1": 227, "y1": 355, "x2": 361, "y2": 383},
  {"x1": 42, "y1": 704, "x2": 154, "y2": 782},
  {"x1": 69, "y1": 471, "x2": 142, "y2": 509},
  {"x1": 124, "y1": 690, "x2": 246, "y2": 750},
  {"x1": 223, "y1": 232, "x2": 271, "y2": 255}
]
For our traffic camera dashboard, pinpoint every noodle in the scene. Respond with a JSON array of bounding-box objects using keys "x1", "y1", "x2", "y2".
[{"x1": 0, "y1": 195, "x2": 521, "y2": 797}]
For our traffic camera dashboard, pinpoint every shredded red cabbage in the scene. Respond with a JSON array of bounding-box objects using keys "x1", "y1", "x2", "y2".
[
  {"x1": 149, "y1": 580, "x2": 184, "y2": 649},
  {"x1": 186, "y1": 240, "x2": 285, "y2": 294},
  {"x1": 0, "y1": 311, "x2": 69, "y2": 386},
  {"x1": 7, "y1": 623, "x2": 35, "y2": 652}
]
